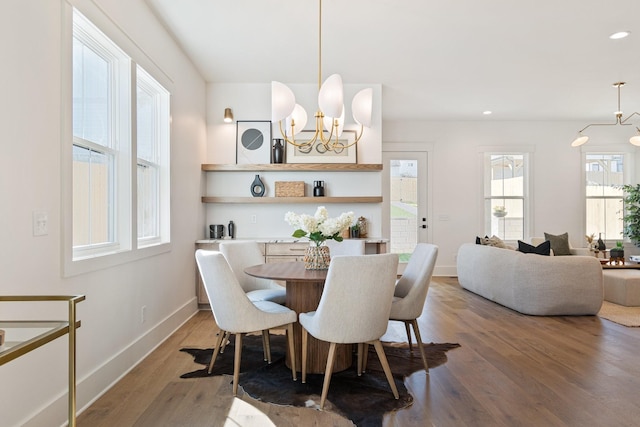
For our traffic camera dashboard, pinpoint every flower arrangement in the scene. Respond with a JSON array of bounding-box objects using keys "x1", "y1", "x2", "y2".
[{"x1": 285, "y1": 206, "x2": 354, "y2": 247}]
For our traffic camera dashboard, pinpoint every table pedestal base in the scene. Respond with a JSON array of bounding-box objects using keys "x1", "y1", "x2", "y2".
[{"x1": 285, "y1": 280, "x2": 352, "y2": 374}]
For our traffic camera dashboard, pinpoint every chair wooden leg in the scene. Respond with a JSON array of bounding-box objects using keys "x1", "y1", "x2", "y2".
[
  {"x1": 301, "y1": 327, "x2": 308, "y2": 383},
  {"x1": 208, "y1": 330, "x2": 226, "y2": 374},
  {"x1": 357, "y1": 343, "x2": 363, "y2": 376},
  {"x1": 371, "y1": 340, "x2": 399, "y2": 399},
  {"x1": 262, "y1": 329, "x2": 272, "y2": 363},
  {"x1": 320, "y1": 342, "x2": 338, "y2": 409},
  {"x1": 361, "y1": 343, "x2": 369, "y2": 374},
  {"x1": 404, "y1": 321, "x2": 413, "y2": 351},
  {"x1": 286, "y1": 323, "x2": 297, "y2": 381},
  {"x1": 220, "y1": 331, "x2": 230, "y2": 354},
  {"x1": 410, "y1": 319, "x2": 429, "y2": 372},
  {"x1": 232, "y1": 333, "x2": 243, "y2": 396}
]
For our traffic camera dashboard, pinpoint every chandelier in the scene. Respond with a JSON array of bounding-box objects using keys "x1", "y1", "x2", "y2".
[
  {"x1": 271, "y1": 0, "x2": 372, "y2": 151},
  {"x1": 571, "y1": 82, "x2": 640, "y2": 147}
]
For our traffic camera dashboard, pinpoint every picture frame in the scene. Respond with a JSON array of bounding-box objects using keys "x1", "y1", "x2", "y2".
[
  {"x1": 236, "y1": 120, "x2": 272, "y2": 164},
  {"x1": 285, "y1": 130, "x2": 357, "y2": 164}
]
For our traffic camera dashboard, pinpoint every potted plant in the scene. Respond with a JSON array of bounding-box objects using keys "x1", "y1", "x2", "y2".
[
  {"x1": 610, "y1": 241, "x2": 625, "y2": 260},
  {"x1": 493, "y1": 206, "x2": 507, "y2": 218},
  {"x1": 284, "y1": 206, "x2": 354, "y2": 269},
  {"x1": 621, "y1": 184, "x2": 640, "y2": 247}
]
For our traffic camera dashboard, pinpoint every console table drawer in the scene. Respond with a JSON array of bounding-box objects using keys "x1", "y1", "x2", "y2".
[{"x1": 265, "y1": 242, "x2": 309, "y2": 256}]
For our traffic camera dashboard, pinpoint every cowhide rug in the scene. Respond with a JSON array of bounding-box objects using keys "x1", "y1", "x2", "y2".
[{"x1": 180, "y1": 335, "x2": 460, "y2": 427}]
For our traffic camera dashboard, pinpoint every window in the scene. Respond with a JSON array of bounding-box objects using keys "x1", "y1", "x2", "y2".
[
  {"x1": 136, "y1": 66, "x2": 170, "y2": 245},
  {"x1": 67, "y1": 8, "x2": 170, "y2": 271},
  {"x1": 483, "y1": 153, "x2": 528, "y2": 241},
  {"x1": 585, "y1": 153, "x2": 624, "y2": 241}
]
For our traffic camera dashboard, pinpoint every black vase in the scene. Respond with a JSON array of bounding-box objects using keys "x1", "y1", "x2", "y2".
[
  {"x1": 272, "y1": 139, "x2": 284, "y2": 164},
  {"x1": 250, "y1": 174, "x2": 265, "y2": 197},
  {"x1": 597, "y1": 233, "x2": 606, "y2": 250}
]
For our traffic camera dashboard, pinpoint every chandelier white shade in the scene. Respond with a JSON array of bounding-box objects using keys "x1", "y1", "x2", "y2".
[
  {"x1": 352, "y1": 88, "x2": 373, "y2": 127},
  {"x1": 271, "y1": 81, "x2": 296, "y2": 123},
  {"x1": 571, "y1": 82, "x2": 640, "y2": 147}
]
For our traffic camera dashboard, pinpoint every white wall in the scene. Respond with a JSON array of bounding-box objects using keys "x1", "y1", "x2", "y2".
[
  {"x1": 384, "y1": 120, "x2": 640, "y2": 274},
  {"x1": 0, "y1": 1, "x2": 205, "y2": 426},
  {"x1": 204, "y1": 82, "x2": 384, "y2": 240}
]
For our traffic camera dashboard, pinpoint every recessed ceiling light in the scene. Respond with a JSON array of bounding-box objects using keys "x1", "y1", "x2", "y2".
[
  {"x1": 610, "y1": 31, "x2": 631, "y2": 40},
  {"x1": 483, "y1": 111, "x2": 492, "y2": 115}
]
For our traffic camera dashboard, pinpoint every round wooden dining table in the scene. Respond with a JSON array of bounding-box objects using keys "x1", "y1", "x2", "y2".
[{"x1": 244, "y1": 261, "x2": 352, "y2": 374}]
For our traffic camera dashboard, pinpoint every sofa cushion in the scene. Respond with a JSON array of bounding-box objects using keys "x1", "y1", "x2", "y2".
[
  {"x1": 544, "y1": 232, "x2": 571, "y2": 256},
  {"x1": 517, "y1": 240, "x2": 551, "y2": 255}
]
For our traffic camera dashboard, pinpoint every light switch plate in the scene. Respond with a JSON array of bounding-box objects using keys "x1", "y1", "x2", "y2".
[{"x1": 33, "y1": 210, "x2": 48, "y2": 236}]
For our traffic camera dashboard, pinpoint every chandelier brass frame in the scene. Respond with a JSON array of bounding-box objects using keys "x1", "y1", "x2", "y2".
[
  {"x1": 271, "y1": 0, "x2": 372, "y2": 152},
  {"x1": 571, "y1": 82, "x2": 640, "y2": 147}
]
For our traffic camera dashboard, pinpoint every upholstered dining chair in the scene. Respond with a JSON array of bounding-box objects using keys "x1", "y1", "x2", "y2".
[
  {"x1": 298, "y1": 253, "x2": 400, "y2": 409},
  {"x1": 195, "y1": 249, "x2": 297, "y2": 396},
  {"x1": 324, "y1": 239, "x2": 365, "y2": 256},
  {"x1": 219, "y1": 241, "x2": 286, "y2": 304},
  {"x1": 388, "y1": 243, "x2": 438, "y2": 372}
]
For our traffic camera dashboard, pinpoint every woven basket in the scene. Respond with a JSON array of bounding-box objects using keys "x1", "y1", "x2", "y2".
[{"x1": 275, "y1": 181, "x2": 305, "y2": 197}]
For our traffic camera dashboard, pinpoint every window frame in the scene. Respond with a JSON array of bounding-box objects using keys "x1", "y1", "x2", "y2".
[
  {"x1": 62, "y1": 4, "x2": 171, "y2": 277},
  {"x1": 581, "y1": 146, "x2": 634, "y2": 245},
  {"x1": 479, "y1": 147, "x2": 533, "y2": 243}
]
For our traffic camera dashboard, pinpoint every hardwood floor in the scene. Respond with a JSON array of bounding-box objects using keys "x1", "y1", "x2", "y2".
[{"x1": 78, "y1": 277, "x2": 640, "y2": 427}]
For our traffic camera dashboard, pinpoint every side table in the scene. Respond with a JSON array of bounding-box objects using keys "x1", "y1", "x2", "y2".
[{"x1": 0, "y1": 295, "x2": 85, "y2": 427}]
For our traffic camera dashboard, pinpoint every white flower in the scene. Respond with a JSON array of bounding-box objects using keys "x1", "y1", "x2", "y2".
[{"x1": 285, "y1": 207, "x2": 354, "y2": 245}]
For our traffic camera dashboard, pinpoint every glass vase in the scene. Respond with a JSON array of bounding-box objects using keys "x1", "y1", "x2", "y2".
[{"x1": 303, "y1": 245, "x2": 331, "y2": 270}]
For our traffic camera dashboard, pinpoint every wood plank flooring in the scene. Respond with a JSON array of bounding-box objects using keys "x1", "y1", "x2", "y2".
[{"x1": 77, "y1": 277, "x2": 640, "y2": 427}]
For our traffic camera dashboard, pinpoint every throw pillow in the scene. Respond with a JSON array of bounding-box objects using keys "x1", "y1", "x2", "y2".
[
  {"x1": 544, "y1": 232, "x2": 571, "y2": 256},
  {"x1": 475, "y1": 235, "x2": 488, "y2": 244},
  {"x1": 480, "y1": 235, "x2": 509, "y2": 249},
  {"x1": 518, "y1": 240, "x2": 551, "y2": 256}
]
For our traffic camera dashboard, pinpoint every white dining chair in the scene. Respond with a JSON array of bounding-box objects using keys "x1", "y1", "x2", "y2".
[
  {"x1": 219, "y1": 241, "x2": 286, "y2": 304},
  {"x1": 195, "y1": 249, "x2": 297, "y2": 396},
  {"x1": 324, "y1": 239, "x2": 365, "y2": 256},
  {"x1": 388, "y1": 243, "x2": 438, "y2": 372},
  {"x1": 298, "y1": 253, "x2": 400, "y2": 409}
]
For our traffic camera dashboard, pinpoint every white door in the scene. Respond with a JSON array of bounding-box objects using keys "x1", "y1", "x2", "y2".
[{"x1": 382, "y1": 146, "x2": 430, "y2": 272}]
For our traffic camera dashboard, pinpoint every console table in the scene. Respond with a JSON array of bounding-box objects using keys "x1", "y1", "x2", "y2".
[{"x1": 0, "y1": 295, "x2": 85, "y2": 427}]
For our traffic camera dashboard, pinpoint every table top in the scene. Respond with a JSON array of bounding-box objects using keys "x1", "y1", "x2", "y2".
[
  {"x1": 245, "y1": 261, "x2": 328, "y2": 282},
  {"x1": 0, "y1": 321, "x2": 71, "y2": 365},
  {"x1": 601, "y1": 263, "x2": 640, "y2": 269}
]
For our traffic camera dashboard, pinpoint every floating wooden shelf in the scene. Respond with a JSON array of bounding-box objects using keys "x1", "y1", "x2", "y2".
[
  {"x1": 202, "y1": 196, "x2": 383, "y2": 204},
  {"x1": 202, "y1": 163, "x2": 382, "y2": 172}
]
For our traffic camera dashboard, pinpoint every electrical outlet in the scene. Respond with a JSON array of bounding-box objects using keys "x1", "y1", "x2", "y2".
[
  {"x1": 141, "y1": 306, "x2": 147, "y2": 324},
  {"x1": 251, "y1": 214, "x2": 257, "y2": 224}
]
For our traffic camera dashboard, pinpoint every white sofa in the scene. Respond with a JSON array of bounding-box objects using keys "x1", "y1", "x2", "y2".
[{"x1": 456, "y1": 243, "x2": 603, "y2": 315}]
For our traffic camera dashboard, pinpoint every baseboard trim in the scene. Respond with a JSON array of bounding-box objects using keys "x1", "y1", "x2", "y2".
[
  {"x1": 25, "y1": 297, "x2": 198, "y2": 427},
  {"x1": 434, "y1": 265, "x2": 457, "y2": 277}
]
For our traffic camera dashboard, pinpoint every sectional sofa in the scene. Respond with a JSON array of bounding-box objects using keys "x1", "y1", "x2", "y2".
[{"x1": 456, "y1": 243, "x2": 603, "y2": 315}]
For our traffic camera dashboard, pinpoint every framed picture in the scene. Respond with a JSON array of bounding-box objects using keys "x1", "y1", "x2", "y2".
[
  {"x1": 285, "y1": 130, "x2": 357, "y2": 164},
  {"x1": 236, "y1": 120, "x2": 272, "y2": 164}
]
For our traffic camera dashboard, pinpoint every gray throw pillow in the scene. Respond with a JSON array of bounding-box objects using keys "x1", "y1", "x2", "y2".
[{"x1": 544, "y1": 232, "x2": 571, "y2": 256}]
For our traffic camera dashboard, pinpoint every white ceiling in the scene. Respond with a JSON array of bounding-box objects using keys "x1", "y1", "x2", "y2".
[{"x1": 147, "y1": 0, "x2": 640, "y2": 123}]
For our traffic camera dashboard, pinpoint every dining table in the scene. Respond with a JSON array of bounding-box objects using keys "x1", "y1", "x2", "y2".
[{"x1": 244, "y1": 261, "x2": 352, "y2": 374}]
